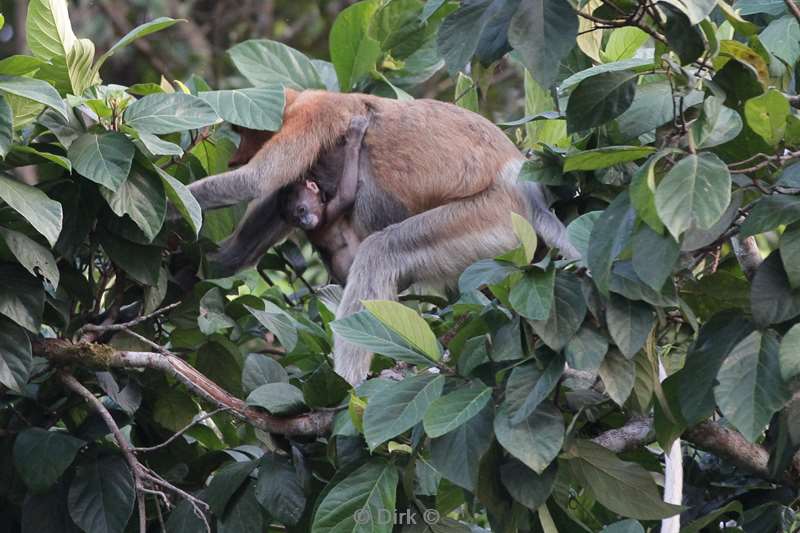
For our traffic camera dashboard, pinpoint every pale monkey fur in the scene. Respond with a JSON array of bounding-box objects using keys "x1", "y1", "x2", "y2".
[{"x1": 187, "y1": 88, "x2": 579, "y2": 385}]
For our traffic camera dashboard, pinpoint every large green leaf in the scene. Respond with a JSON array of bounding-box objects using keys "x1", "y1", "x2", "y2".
[
  {"x1": 218, "y1": 481, "x2": 265, "y2": 533},
  {"x1": 566, "y1": 70, "x2": 637, "y2": 133},
  {"x1": 0, "y1": 227, "x2": 59, "y2": 288},
  {"x1": 566, "y1": 211, "x2": 602, "y2": 263},
  {"x1": 567, "y1": 440, "x2": 683, "y2": 520},
  {"x1": 0, "y1": 316, "x2": 32, "y2": 392},
  {"x1": 565, "y1": 324, "x2": 609, "y2": 373},
  {"x1": 94, "y1": 17, "x2": 182, "y2": 72},
  {"x1": 739, "y1": 195, "x2": 800, "y2": 237},
  {"x1": 500, "y1": 460, "x2": 557, "y2": 513},
  {"x1": 0, "y1": 75, "x2": 68, "y2": 119},
  {"x1": 228, "y1": 39, "x2": 325, "y2": 90},
  {"x1": 616, "y1": 84, "x2": 703, "y2": 141},
  {"x1": 587, "y1": 192, "x2": 635, "y2": 294},
  {"x1": 631, "y1": 224, "x2": 679, "y2": 292},
  {"x1": 606, "y1": 294, "x2": 655, "y2": 359},
  {"x1": 154, "y1": 167, "x2": 202, "y2": 237},
  {"x1": 779, "y1": 323, "x2": 800, "y2": 382},
  {"x1": 603, "y1": 27, "x2": 649, "y2": 62},
  {"x1": 0, "y1": 264, "x2": 44, "y2": 333},
  {"x1": 661, "y1": 0, "x2": 716, "y2": 24},
  {"x1": 199, "y1": 87, "x2": 285, "y2": 131},
  {"x1": 734, "y1": 0, "x2": 787, "y2": 15},
  {"x1": 329, "y1": 0, "x2": 382, "y2": 91},
  {"x1": 97, "y1": 229, "x2": 161, "y2": 286},
  {"x1": 494, "y1": 401, "x2": 564, "y2": 474},
  {"x1": 246, "y1": 302, "x2": 299, "y2": 352},
  {"x1": 68, "y1": 456, "x2": 134, "y2": 533},
  {"x1": 13, "y1": 428, "x2": 84, "y2": 493},
  {"x1": 509, "y1": 0, "x2": 578, "y2": 88},
  {"x1": 242, "y1": 354, "x2": 288, "y2": 394},
  {"x1": 100, "y1": 167, "x2": 165, "y2": 242},
  {"x1": 509, "y1": 266, "x2": 555, "y2": 320},
  {"x1": 655, "y1": 152, "x2": 731, "y2": 240},
  {"x1": 598, "y1": 347, "x2": 636, "y2": 405},
  {"x1": 0, "y1": 95, "x2": 11, "y2": 157},
  {"x1": 255, "y1": 453, "x2": 306, "y2": 526},
  {"x1": 506, "y1": 353, "x2": 564, "y2": 423},
  {"x1": 330, "y1": 310, "x2": 439, "y2": 367},
  {"x1": 744, "y1": 88, "x2": 790, "y2": 146},
  {"x1": 781, "y1": 223, "x2": 800, "y2": 288},
  {"x1": 247, "y1": 383, "x2": 306, "y2": 415},
  {"x1": 123, "y1": 93, "x2": 220, "y2": 134},
  {"x1": 26, "y1": 0, "x2": 76, "y2": 60},
  {"x1": 760, "y1": 16, "x2": 800, "y2": 66},
  {"x1": 362, "y1": 300, "x2": 441, "y2": 361},
  {"x1": 751, "y1": 251, "x2": 800, "y2": 326},
  {"x1": 429, "y1": 404, "x2": 493, "y2": 491},
  {"x1": 437, "y1": 0, "x2": 491, "y2": 75},
  {"x1": 363, "y1": 373, "x2": 444, "y2": 449},
  {"x1": 714, "y1": 330, "x2": 790, "y2": 442},
  {"x1": 67, "y1": 133, "x2": 134, "y2": 191},
  {"x1": 311, "y1": 460, "x2": 398, "y2": 533},
  {"x1": 529, "y1": 271, "x2": 587, "y2": 350},
  {"x1": 691, "y1": 95, "x2": 743, "y2": 149},
  {"x1": 423, "y1": 383, "x2": 492, "y2": 438},
  {"x1": 205, "y1": 460, "x2": 258, "y2": 516},
  {"x1": 458, "y1": 258, "x2": 518, "y2": 292},
  {"x1": 564, "y1": 146, "x2": 655, "y2": 172},
  {"x1": 65, "y1": 38, "x2": 96, "y2": 95}
]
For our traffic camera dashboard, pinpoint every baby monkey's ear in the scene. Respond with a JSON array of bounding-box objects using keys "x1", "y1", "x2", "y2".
[{"x1": 306, "y1": 180, "x2": 320, "y2": 193}]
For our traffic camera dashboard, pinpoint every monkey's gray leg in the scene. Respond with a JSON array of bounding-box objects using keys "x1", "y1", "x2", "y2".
[
  {"x1": 208, "y1": 193, "x2": 292, "y2": 277},
  {"x1": 334, "y1": 185, "x2": 521, "y2": 385}
]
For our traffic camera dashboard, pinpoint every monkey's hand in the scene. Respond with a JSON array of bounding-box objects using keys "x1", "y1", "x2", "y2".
[{"x1": 346, "y1": 115, "x2": 369, "y2": 145}]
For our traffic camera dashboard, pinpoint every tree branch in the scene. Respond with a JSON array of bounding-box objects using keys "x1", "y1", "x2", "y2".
[
  {"x1": 784, "y1": 0, "x2": 800, "y2": 24},
  {"x1": 591, "y1": 416, "x2": 653, "y2": 453},
  {"x1": 730, "y1": 235, "x2": 762, "y2": 280}
]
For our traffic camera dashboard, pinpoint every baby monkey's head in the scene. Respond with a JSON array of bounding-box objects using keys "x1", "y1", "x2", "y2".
[{"x1": 283, "y1": 179, "x2": 325, "y2": 230}]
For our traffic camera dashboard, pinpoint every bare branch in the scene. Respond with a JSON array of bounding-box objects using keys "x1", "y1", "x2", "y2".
[
  {"x1": 784, "y1": 0, "x2": 800, "y2": 24},
  {"x1": 78, "y1": 302, "x2": 181, "y2": 338},
  {"x1": 730, "y1": 235, "x2": 762, "y2": 280},
  {"x1": 134, "y1": 408, "x2": 230, "y2": 453},
  {"x1": 591, "y1": 416, "x2": 654, "y2": 453}
]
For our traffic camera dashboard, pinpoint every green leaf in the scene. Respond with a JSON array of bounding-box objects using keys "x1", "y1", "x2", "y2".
[
  {"x1": 302, "y1": 365, "x2": 350, "y2": 408},
  {"x1": 661, "y1": 4, "x2": 705, "y2": 64},
  {"x1": 691, "y1": 95, "x2": 743, "y2": 149},
  {"x1": 567, "y1": 440, "x2": 684, "y2": 520},
  {"x1": 152, "y1": 389, "x2": 197, "y2": 432},
  {"x1": 436, "y1": 0, "x2": 490, "y2": 75},
  {"x1": 0, "y1": 264, "x2": 44, "y2": 333},
  {"x1": 429, "y1": 404, "x2": 493, "y2": 491},
  {"x1": 123, "y1": 93, "x2": 219, "y2": 134},
  {"x1": 311, "y1": 460, "x2": 398, "y2": 533},
  {"x1": 751, "y1": 251, "x2": 800, "y2": 326},
  {"x1": 154, "y1": 167, "x2": 202, "y2": 237},
  {"x1": 65, "y1": 38, "x2": 96, "y2": 95},
  {"x1": 100, "y1": 167, "x2": 165, "y2": 241},
  {"x1": 246, "y1": 302, "x2": 299, "y2": 352},
  {"x1": 0, "y1": 95, "x2": 11, "y2": 157},
  {"x1": 780, "y1": 323, "x2": 800, "y2": 382},
  {"x1": 362, "y1": 300, "x2": 441, "y2": 361},
  {"x1": 606, "y1": 294, "x2": 655, "y2": 359},
  {"x1": 0, "y1": 75, "x2": 68, "y2": 119},
  {"x1": 329, "y1": 0, "x2": 382, "y2": 91},
  {"x1": 330, "y1": 310, "x2": 440, "y2": 367},
  {"x1": 734, "y1": 0, "x2": 787, "y2": 15},
  {"x1": 509, "y1": 0, "x2": 578, "y2": 88},
  {"x1": 0, "y1": 317, "x2": 32, "y2": 392},
  {"x1": 632, "y1": 224, "x2": 679, "y2": 292},
  {"x1": 0, "y1": 227, "x2": 59, "y2": 288},
  {"x1": 255, "y1": 453, "x2": 306, "y2": 526},
  {"x1": 67, "y1": 133, "x2": 134, "y2": 191},
  {"x1": 529, "y1": 271, "x2": 587, "y2": 350},
  {"x1": 195, "y1": 341, "x2": 243, "y2": 398},
  {"x1": 602, "y1": 27, "x2": 649, "y2": 61},
  {"x1": 13, "y1": 428, "x2": 83, "y2": 493},
  {"x1": 363, "y1": 373, "x2": 444, "y2": 449},
  {"x1": 94, "y1": 17, "x2": 182, "y2": 72},
  {"x1": 740, "y1": 195, "x2": 800, "y2": 237},
  {"x1": 655, "y1": 152, "x2": 731, "y2": 240},
  {"x1": 458, "y1": 258, "x2": 517, "y2": 293},
  {"x1": 564, "y1": 146, "x2": 655, "y2": 172},
  {"x1": 205, "y1": 460, "x2": 258, "y2": 516},
  {"x1": 138, "y1": 133, "x2": 182, "y2": 156},
  {"x1": 0, "y1": 55, "x2": 47, "y2": 76},
  {"x1": 11, "y1": 144, "x2": 71, "y2": 171},
  {"x1": 506, "y1": 353, "x2": 564, "y2": 423},
  {"x1": 26, "y1": 0, "x2": 76, "y2": 60},
  {"x1": 509, "y1": 266, "x2": 555, "y2": 321},
  {"x1": 218, "y1": 481, "x2": 265, "y2": 533},
  {"x1": 714, "y1": 330, "x2": 790, "y2": 441},
  {"x1": 744, "y1": 88, "x2": 790, "y2": 145},
  {"x1": 228, "y1": 39, "x2": 324, "y2": 90},
  {"x1": 781, "y1": 223, "x2": 800, "y2": 288},
  {"x1": 423, "y1": 383, "x2": 492, "y2": 438},
  {"x1": 454, "y1": 72, "x2": 479, "y2": 112},
  {"x1": 97, "y1": 230, "x2": 161, "y2": 286},
  {"x1": 495, "y1": 401, "x2": 564, "y2": 474},
  {"x1": 630, "y1": 156, "x2": 664, "y2": 233},
  {"x1": 199, "y1": 87, "x2": 285, "y2": 131},
  {"x1": 661, "y1": 0, "x2": 717, "y2": 24},
  {"x1": 247, "y1": 382, "x2": 306, "y2": 415},
  {"x1": 560, "y1": 58, "x2": 652, "y2": 90},
  {"x1": 602, "y1": 520, "x2": 645, "y2": 533},
  {"x1": 566, "y1": 70, "x2": 637, "y2": 133},
  {"x1": 511, "y1": 212, "x2": 538, "y2": 263},
  {"x1": 587, "y1": 193, "x2": 635, "y2": 294},
  {"x1": 242, "y1": 354, "x2": 288, "y2": 394},
  {"x1": 760, "y1": 16, "x2": 800, "y2": 67},
  {"x1": 615, "y1": 83, "x2": 703, "y2": 141},
  {"x1": 565, "y1": 324, "x2": 609, "y2": 373},
  {"x1": 566, "y1": 211, "x2": 602, "y2": 263},
  {"x1": 598, "y1": 347, "x2": 636, "y2": 405},
  {"x1": 500, "y1": 460, "x2": 557, "y2": 512},
  {"x1": 68, "y1": 456, "x2": 134, "y2": 533}
]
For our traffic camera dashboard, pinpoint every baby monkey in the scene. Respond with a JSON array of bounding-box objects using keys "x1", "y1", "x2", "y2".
[{"x1": 281, "y1": 115, "x2": 370, "y2": 283}]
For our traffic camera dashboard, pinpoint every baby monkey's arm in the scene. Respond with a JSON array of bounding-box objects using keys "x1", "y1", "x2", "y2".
[{"x1": 324, "y1": 114, "x2": 370, "y2": 223}]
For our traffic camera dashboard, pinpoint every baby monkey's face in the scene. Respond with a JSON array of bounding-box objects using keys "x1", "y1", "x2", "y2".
[{"x1": 287, "y1": 180, "x2": 325, "y2": 230}]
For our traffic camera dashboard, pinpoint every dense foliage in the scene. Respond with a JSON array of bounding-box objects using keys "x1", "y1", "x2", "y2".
[{"x1": 1, "y1": 0, "x2": 800, "y2": 531}]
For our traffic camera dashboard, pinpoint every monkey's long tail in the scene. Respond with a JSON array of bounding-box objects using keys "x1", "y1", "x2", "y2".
[{"x1": 518, "y1": 181, "x2": 581, "y2": 261}]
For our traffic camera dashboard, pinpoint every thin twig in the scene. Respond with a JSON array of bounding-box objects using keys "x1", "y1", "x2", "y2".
[
  {"x1": 134, "y1": 408, "x2": 230, "y2": 452},
  {"x1": 78, "y1": 302, "x2": 181, "y2": 338},
  {"x1": 784, "y1": 0, "x2": 800, "y2": 24}
]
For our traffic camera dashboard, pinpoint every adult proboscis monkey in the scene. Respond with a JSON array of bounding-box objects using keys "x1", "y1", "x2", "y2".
[{"x1": 187, "y1": 88, "x2": 579, "y2": 385}]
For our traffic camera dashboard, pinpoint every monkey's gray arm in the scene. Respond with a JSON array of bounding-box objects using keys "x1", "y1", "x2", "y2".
[{"x1": 187, "y1": 166, "x2": 263, "y2": 211}]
